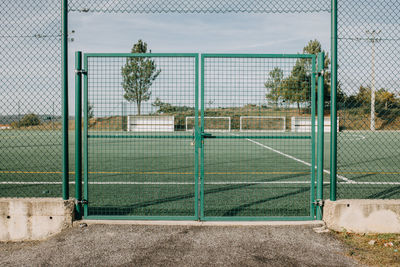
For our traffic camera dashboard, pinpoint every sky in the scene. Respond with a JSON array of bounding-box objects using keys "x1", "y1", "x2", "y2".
[
  {"x1": 67, "y1": 12, "x2": 331, "y2": 114},
  {"x1": 2, "y1": 3, "x2": 398, "y2": 117}
]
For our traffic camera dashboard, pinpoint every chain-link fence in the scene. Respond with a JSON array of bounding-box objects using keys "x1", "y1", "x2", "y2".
[
  {"x1": 0, "y1": 1, "x2": 67, "y2": 198},
  {"x1": 337, "y1": 0, "x2": 400, "y2": 199},
  {"x1": 1, "y1": 0, "x2": 399, "y2": 205},
  {"x1": 68, "y1": 0, "x2": 330, "y2": 13}
]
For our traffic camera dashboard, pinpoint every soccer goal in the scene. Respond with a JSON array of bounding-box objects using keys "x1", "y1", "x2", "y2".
[
  {"x1": 239, "y1": 116, "x2": 286, "y2": 132},
  {"x1": 127, "y1": 115, "x2": 174, "y2": 132},
  {"x1": 185, "y1": 116, "x2": 231, "y2": 132}
]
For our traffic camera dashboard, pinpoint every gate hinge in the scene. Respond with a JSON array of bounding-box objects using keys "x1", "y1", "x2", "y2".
[
  {"x1": 75, "y1": 69, "x2": 87, "y2": 75},
  {"x1": 313, "y1": 199, "x2": 324, "y2": 207},
  {"x1": 75, "y1": 199, "x2": 88, "y2": 205}
]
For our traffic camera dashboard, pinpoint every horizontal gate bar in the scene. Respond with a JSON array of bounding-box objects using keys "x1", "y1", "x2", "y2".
[
  {"x1": 202, "y1": 53, "x2": 315, "y2": 59},
  {"x1": 88, "y1": 135, "x2": 194, "y2": 139},
  {"x1": 87, "y1": 135, "x2": 311, "y2": 140},
  {"x1": 203, "y1": 135, "x2": 311, "y2": 139},
  {"x1": 85, "y1": 215, "x2": 198, "y2": 221},
  {"x1": 85, "y1": 53, "x2": 198, "y2": 58},
  {"x1": 202, "y1": 216, "x2": 315, "y2": 221}
]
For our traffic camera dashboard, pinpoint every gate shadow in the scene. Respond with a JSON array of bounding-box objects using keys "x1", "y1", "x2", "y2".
[{"x1": 88, "y1": 173, "x2": 311, "y2": 216}]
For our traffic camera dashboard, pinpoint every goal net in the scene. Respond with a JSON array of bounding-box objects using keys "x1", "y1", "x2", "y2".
[{"x1": 240, "y1": 116, "x2": 286, "y2": 132}]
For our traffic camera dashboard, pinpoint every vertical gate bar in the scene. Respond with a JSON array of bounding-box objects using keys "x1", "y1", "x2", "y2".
[
  {"x1": 317, "y1": 52, "x2": 325, "y2": 220},
  {"x1": 75, "y1": 51, "x2": 83, "y2": 219},
  {"x1": 200, "y1": 55, "x2": 205, "y2": 219},
  {"x1": 194, "y1": 54, "x2": 199, "y2": 219},
  {"x1": 61, "y1": 0, "x2": 69, "y2": 200},
  {"x1": 310, "y1": 55, "x2": 317, "y2": 218},
  {"x1": 330, "y1": 0, "x2": 338, "y2": 201},
  {"x1": 83, "y1": 55, "x2": 89, "y2": 217}
]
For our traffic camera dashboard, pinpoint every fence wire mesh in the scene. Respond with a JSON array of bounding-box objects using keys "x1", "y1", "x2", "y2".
[
  {"x1": 337, "y1": 0, "x2": 400, "y2": 199},
  {"x1": 0, "y1": 1, "x2": 65, "y2": 198},
  {"x1": 201, "y1": 55, "x2": 316, "y2": 218},
  {"x1": 69, "y1": 0, "x2": 330, "y2": 13},
  {"x1": 84, "y1": 54, "x2": 198, "y2": 218},
  {"x1": 2, "y1": 0, "x2": 399, "y2": 206}
]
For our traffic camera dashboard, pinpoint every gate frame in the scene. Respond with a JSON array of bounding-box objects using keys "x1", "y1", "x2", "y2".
[
  {"x1": 199, "y1": 53, "x2": 322, "y2": 221},
  {"x1": 75, "y1": 52, "x2": 324, "y2": 221},
  {"x1": 76, "y1": 52, "x2": 200, "y2": 220}
]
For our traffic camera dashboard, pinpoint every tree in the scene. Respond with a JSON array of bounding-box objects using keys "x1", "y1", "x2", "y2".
[
  {"x1": 18, "y1": 113, "x2": 40, "y2": 127},
  {"x1": 152, "y1": 97, "x2": 192, "y2": 113},
  {"x1": 88, "y1": 103, "x2": 94, "y2": 119},
  {"x1": 265, "y1": 67, "x2": 284, "y2": 108},
  {"x1": 302, "y1": 39, "x2": 331, "y2": 104},
  {"x1": 121, "y1": 40, "x2": 161, "y2": 115}
]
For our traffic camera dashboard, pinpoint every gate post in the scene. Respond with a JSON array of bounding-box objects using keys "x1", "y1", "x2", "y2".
[
  {"x1": 75, "y1": 51, "x2": 83, "y2": 219},
  {"x1": 62, "y1": 0, "x2": 69, "y2": 200},
  {"x1": 330, "y1": 0, "x2": 338, "y2": 201},
  {"x1": 317, "y1": 52, "x2": 325, "y2": 220}
]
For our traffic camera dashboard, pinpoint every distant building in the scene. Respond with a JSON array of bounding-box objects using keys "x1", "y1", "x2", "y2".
[{"x1": 0, "y1": 124, "x2": 11, "y2": 129}]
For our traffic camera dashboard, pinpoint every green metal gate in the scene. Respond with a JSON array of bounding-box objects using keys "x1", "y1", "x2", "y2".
[
  {"x1": 75, "y1": 52, "x2": 324, "y2": 221},
  {"x1": 200, "y1": 54, "x2": 321, "y2": 221},
  {"x1": 77, "y1": 53, "x2": 200, "y2": 220}
]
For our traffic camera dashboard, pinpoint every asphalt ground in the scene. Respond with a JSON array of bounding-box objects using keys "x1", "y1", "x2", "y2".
[{"x1": 0, "y1": 224, "x2": 361, "y2": 266}]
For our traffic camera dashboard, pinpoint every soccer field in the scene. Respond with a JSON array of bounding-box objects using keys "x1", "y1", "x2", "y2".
[{"x1": 1, "y1": 130, "x2": 400, "y2": 219}]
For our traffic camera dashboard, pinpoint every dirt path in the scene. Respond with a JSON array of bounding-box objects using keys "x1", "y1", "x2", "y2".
[{"x1": 0, "y1": 224, "x2": 361, "y2": 266}]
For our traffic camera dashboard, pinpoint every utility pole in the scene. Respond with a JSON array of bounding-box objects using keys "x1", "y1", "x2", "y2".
[{"x1": 366, "y1": 30, "x2": 380, "y2": 131}]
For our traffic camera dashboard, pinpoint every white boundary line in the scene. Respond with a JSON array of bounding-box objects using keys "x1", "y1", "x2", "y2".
[
  {"x1": 0, "y1": 181, "x2": 311, "y2": 185},
  {"x1": 341, "y1": 134, "x2": 366, "y2": 141},
  {"x1": 244, "y1": 138, "x2": 354, "y2": 183}
]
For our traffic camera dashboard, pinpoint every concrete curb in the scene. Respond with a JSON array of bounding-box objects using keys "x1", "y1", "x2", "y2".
[
  {"x1": 0, "y1": 198, "x2": 75, "y2": 241},
  {"x1": 323, "y1": 199, "x2": 400, "y2": 233}
]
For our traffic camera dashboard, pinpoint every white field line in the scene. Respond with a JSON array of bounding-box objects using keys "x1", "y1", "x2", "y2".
[
  {"x1": 244, "y1": 138, "x2": 354, "y2": 183},
  {"x1": 2, "y1": 181, "x2": 400, "y2": 185},
  {"x1": 0, "y1": 181, "x2": 311, "y2": 185}
]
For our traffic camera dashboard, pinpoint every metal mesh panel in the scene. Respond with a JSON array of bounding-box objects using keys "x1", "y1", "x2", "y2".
[
  {"x1": 85, "y1": 54, "x2": 197, "y2": 218},
  {"x1": 69, "y1": 0, "x2": 330, "y2": 13},
  {"x1": 0, "y1": 1, "x2": 63, "y2": 197},
  {"x1": 201, "y1": 55, "x2": 316, "y2": 218},
  {"x1": 3, "y1": 0, "x2": 399, "y2": 209},
  {"x1": 337, "y1": 0, "x2": 400, "y2": 199}
]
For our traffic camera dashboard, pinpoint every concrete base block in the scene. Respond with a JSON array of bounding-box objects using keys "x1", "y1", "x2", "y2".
[
  {"x1": 323, "y1": 199, "x2": 400, "y2": 233},
  {"x1": 0, "y1": 198, "x2": 74, "y2": 241}
]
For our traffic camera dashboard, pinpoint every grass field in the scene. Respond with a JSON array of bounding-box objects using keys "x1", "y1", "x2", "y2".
[{"x1": 1, "y1": 130, "x2": 400, "y2": 219}]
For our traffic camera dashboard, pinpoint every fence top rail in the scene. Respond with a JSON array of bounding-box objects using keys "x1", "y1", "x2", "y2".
[
  {"x1": 202, "y1": 53, "x2": 316, "y2": 59},
  {"x1": 84, "y1": 53, "x2": 199, "y2": 58},
  {"x1": 82, "y1": 53, "x2": 315, "y2": 59}
]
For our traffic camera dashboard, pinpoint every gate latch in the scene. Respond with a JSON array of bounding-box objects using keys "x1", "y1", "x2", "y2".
[
  {"x1": 201, "y1": 132, "x2": 215, "y2": 138},
  {"x1": 313, "y1": 199, "x2": 324, "y2": 207},
  {"x1": 75, "y1": 69, "x2": 87, "y2": 75}
]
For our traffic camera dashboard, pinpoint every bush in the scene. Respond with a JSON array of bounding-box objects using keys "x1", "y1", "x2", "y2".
[{"x1": 18, "y1": 113, "x2": 41, "y2": 127}]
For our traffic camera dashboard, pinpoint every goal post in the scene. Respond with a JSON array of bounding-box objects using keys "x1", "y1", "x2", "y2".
[
  {"x1": 239, "y1": 116, "x2": 286, "y2": 132},
  {"x1": 186, "y1": 116, "x2": 231, "y2": 132}
]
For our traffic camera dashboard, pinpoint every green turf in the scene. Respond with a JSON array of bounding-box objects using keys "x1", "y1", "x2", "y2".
[{"x1": 1, "y1": 130, "x2": 400, "y2": 218}]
